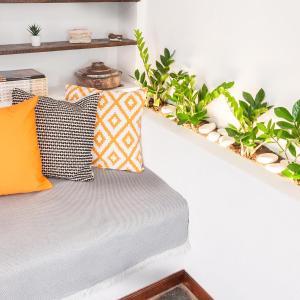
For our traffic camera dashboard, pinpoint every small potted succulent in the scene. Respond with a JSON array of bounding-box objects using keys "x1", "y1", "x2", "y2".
[{"x1": 27, "y1": 24, "x2": 42, "y2": 47}]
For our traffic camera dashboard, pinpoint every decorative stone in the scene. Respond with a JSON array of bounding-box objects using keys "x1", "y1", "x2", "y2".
[
  {"x1": 219, "y1": 136, "x2": 235, "y2": 147},
  {"x1": 69, "y1": 28, "x2": 92, "y2": 44},
  {"x1": 207, "y1": 131, "x2": 220, "y2": 143},
  {"x1": 161, "y1": 105, "x2": 176, "y2": 116},
  {"x1": 265, "y1": 163, "x2": 286, "y2": 174},
  {"x1": 217, "y1": 128, "x2": 228, "y2": 136},
  {"x1": 256, "y1": 153, "x2": 278, "y2": 165},
  {"x1": 280, "y1": 159, "x2": 289, "y2": 167},
  {"x1": 198, "y1": 122, "x2": 216, "y2": 135}
]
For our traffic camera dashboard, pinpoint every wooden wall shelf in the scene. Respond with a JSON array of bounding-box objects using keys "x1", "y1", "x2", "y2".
[
  {"x1": 0, "y1": 39, "x2": 137, "y2": 55},
  {"x1": 0, "y1": 0, "x2": 140, "y2": 3}
]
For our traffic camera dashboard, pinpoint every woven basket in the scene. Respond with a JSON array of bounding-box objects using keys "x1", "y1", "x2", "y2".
[{"x1": 0, "y1": 69, "x2": 48, "y2": 102}]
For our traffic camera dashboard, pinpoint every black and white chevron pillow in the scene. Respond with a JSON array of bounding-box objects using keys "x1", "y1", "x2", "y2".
[{"x1": 12, "y1": 88, "x2": 100, "y2": 181}]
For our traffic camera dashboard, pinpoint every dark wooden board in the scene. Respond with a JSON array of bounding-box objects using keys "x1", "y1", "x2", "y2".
[
  {"x1": 120, "y1": 270, "x2": 214, "y2": 300},
  {"x1": 0, "y1": 69, "x2": 45, "y2": 81},
  {"x1": 0, "y1": 39, "x2": 137, "y2": 55},
  {"x1": 0, "y1": 0, "x2": 139, "y2": 3}
]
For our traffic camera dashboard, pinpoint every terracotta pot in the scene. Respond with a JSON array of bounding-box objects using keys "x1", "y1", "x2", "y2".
[{"x1": 75, "y1": 62, "x2": 122, "y2": 90}]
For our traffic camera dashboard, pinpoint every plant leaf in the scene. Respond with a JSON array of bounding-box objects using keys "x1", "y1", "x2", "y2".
[
  {"x1": 276, "y1": 129, "x2": 294, "y2": 139},
  {"x1": 277, "y1": 121, "x2": 294, "y2": 130},
  {"x1": 257, "y1": 122, "x2": 268, "y2": 133},
  {"x1": 140, "y1": 72, "x2": 146, "y2": 84},
  {"x1": 160, "y1": 55, "x2": 168, "y2": 67},
  {"x1": 274, "y1": 107, "x2": 294, "y2": 122},
  {"x1": 255, "y1": 88, "x2": 265, "y2": 104},
  {"x1": 243, "y1": 91, "x2": 255, "y2": 106},
  {"x1": 176, "y1": 112, "x2": 189, "y2": 123},
  {"x1": 226, "y1": 127, "x2": 238, "y2": 137},
  {"x1": 199, "y1": 84, "x2": 208, "y2": 100},
  {"x1": 288, "y1": 143, "x2": 297, "y2": 157},
  {"x1": 164, "y1": 48, "x2": 171, "y2": 59},
  {"x1": 220, "y1": 81, "x2": 234, "y2": 89},
  {"x1": 281, "y1": 168, "x2": 294, "y2": 178},
  {"x1": 288, "y1": 162, "x2": 300, "y2": 174},
  {"x1": 156, "y1": 61, "x2": 165, "y2": 73},
  {"x1": 134, "y1": 69, "x2": 140, "y2": 80},
  {"x1": 292, "y1": 100, "x2": 300, "y2": 123}
]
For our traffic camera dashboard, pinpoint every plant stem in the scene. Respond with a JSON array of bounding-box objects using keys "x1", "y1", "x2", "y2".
[
  {"x1": 251, "y1": 142, "x2": 265, "y2": 157},
  {"x1": 270, "y1": 137, "x2": 289, "y2": 160}
]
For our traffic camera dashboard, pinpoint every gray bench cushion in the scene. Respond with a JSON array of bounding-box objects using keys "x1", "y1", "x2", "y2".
[{"x1": 0, "y1": 168, "x2": 189, "y2": 300}]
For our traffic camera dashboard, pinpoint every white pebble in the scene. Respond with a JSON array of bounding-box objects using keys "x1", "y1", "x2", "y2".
[
  {"x1": 198, "y1": 123, "x2": 216, "y2": 135},
  {"x1": 207, "y1": 131, "x2": 221, "y2": 143},
  {"x1": 256, "y1": 153, "x2": 278, "y2": 165},
  {"x1": 161, "y1": 105, "x2": 175, "y2": 116},
  {"x1": 280, "y1": 159, "x2": 289, "y2": 167},
  {"x1": 217, "y1": 128, "x2": 228, "y2": 136},
  {"x1": 265, "y1": 163, "x2": 286, "y2": 174},
  {"x1": 219, "y1": 136, "x2": 235, "y2": 147}
]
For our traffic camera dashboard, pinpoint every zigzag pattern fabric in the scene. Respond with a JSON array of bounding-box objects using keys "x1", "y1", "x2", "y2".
[
  {"x1": 65, "y1": 85, "x2": 145, "y2": 173},
  {"x1": 12, "y1": 88, "x2": 100, "y2": 181}
]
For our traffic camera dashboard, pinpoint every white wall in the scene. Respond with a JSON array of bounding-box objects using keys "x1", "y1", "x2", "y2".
[
  {"x1": 0, "y1": 3, "x2": 137, "y2": 92},
  {"x1": 68, "y1": 111, "x2": 300, "y2": 300},
  {"x1": 2, "y1": 1, "x2": 300, "y2": 299},
  {"x1": 141, "y1": 111, "x2": 300, "y2": 300},
  {"x1": 135, "y1": 0, "x2": 300, "y2": 109},
  {"x1": 118, "y1": 1, "x2": 300, "y2": 298},
  {"x1": 117, "y1": 2, "x2": 138, "y2": 80},
  {"x1": 3, "y1": 0, "x2": 300, "y2": 105}
]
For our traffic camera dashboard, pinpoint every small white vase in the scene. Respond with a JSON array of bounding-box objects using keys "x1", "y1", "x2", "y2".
[{"x1": 31, "y1": 36, "x2": 41, "y2": 47}]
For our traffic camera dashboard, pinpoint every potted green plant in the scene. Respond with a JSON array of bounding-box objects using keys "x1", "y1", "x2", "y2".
[
  {"x1": 225, "y1": 89, "x2": 272, "y2": 158},
  {"x1": 133, "y1": 29, "x2": 175, "y2": 109},
  {"x1": 169, "y1": 72, "x2": 234, "y2": 129},
  {"x1": 168, "y1": 71, "x2": 205, "y2": 127},
  {"x1": 27, "y1": 24, "x2": 42, "y2": 47},
  {"x1": 282, "y1": 163, "x2": 300, "y2": 181},
  {"x1": 270, "y1": 100, "x2": 300, "y2": 182},
  {"x1": 274, "y1": 100, "x2": 300, "y2": 159}
]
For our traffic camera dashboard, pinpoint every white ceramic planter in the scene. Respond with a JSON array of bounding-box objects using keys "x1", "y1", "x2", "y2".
[{"x1": 31, "y1": 36, "x2": 41, "y2": 47}]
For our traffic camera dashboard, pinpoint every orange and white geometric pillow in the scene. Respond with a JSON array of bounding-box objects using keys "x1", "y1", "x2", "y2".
[{"x1": 65, "y1": 84, "x2": 145, "y2": 173}]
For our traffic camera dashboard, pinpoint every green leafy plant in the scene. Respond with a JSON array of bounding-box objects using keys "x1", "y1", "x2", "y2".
[
  {"x1": 169, "y1": 72, "x2": 234, "y2": 126},
  {"x1": 243, "y1": 100, "x2": 300, "y2": 163},
  {"x1": 282, "y1": 163, "x2": 300, "y2": 180},
  {"x1": 271, "y1": 100, "x2": 300, "y2": 179},
  {"x1": 168, "y1": 71, "x2": 206, "y2": 126},
  {"x1": 274, "y1": 100, "x2": 300, "y2": 158},
  {"x1": 225, "y1": 89, "x2": 272, "y2": 158},
  {"x1": 133, "y1": 29, "x2": 175, "y2": 108},
  {"x1": 256, "y1": 120, "x2": 292, "y2": 160},
  {"x1": 27, "y1": 24, "x2": 41, "y2": 36}
]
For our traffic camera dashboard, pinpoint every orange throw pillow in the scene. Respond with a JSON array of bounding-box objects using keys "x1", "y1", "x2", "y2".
[
  {"x1": 65, "y1": 85, "x2": 145, "y2": 173},
  {"x1": 0, "y1": 97, "x2": 52, "y2": 195}
]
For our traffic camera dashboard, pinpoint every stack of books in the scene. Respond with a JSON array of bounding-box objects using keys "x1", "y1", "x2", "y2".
[{"x1": 69, "y1": 29, "x2": 92, "y2": 44}]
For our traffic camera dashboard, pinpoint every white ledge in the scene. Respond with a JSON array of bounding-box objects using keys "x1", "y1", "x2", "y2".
[{"x1": 142, "y1": 108, "x2": 299, "y2": 201}]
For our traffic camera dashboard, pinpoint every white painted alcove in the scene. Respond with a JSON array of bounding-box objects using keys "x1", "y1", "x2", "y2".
[{"x1": 68, "y1": 110, "x2": 300, "y2": 300}]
